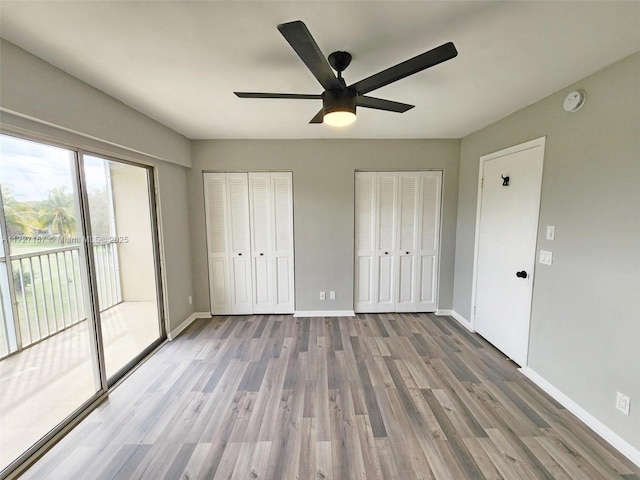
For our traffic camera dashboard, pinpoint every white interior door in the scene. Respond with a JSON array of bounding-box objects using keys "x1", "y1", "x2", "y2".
[
  {"x1": 225, "y1": 173, "x2": 253, "y2": 314},
  {"x1": 271, "y1": 172, "x2": 295, "y2": 313},
  {"x1": 204, "y1": 173, "x2": 231, "y2": 314},
  {"x1": 474, "y1": 138, "x2": 545, "y2": 367}
]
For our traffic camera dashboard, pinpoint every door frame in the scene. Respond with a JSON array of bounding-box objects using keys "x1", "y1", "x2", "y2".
[{"x1": 470, "y1": 136, "x2": 546, "y2": 365}]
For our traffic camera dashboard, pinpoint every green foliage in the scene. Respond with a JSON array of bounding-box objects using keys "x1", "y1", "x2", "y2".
[
  {"x1": 37, "y1": 187, "x2": 77, "y2": 237},
  {"x1": 13, "y1": 269, "x2": 31, "y2": 292},
  {"x1": 1, "y1": 184, "x2": 38, "y2": 235},
  {"x1": 2, "y1": 184, "x2": 113, "y2": 244}
]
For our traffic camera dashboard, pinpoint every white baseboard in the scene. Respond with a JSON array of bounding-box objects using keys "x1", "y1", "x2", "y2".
[
  {"x1": 520, "y1": 367, "x2": 640, "y2": 467},
  {"x1": 168, "y1": 312, "x2": 210, "y2": 340},
  {"x1": 293, "y1": 310, "x2": 356, "y2": 318},
  {"x1": 436, "y1": 309, "x2": 475, "y2": 333}
]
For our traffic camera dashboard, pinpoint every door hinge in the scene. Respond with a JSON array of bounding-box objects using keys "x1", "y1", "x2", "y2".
[
  {"x1": 480, "y1": 178, "x2": 484, "y2": 189},
  {"x1": 473, "y1": 305, "x2": 477, "y2": 315}
]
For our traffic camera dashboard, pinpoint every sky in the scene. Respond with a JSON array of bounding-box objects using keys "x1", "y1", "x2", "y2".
[{"x1": 0, "y1": 134, "x2": 107, "y2": 202}]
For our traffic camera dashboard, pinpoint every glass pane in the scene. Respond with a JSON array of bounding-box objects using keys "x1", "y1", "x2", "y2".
[
  {"x1": 0, "y1": 134, "x2": 101, "y2": 471},
  {"x1": 83, "y1": 155, "x2": 161, "y2": 379}
]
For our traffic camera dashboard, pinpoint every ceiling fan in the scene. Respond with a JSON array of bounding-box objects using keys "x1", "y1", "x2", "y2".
[{"x1": 234, "y1": 20, "x2": 458, "y2": 127}]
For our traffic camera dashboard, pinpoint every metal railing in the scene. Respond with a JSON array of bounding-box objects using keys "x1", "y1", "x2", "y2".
[{"x1": 0, "y1": 242, "x2": 122, "y2": 358}]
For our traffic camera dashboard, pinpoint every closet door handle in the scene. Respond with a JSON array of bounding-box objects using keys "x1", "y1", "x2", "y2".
[
  {"x1": 260, "y1": 253, "x2": 264, "y2": 256},
  {"x1": 384, "y1": 252, "x2": 389, "y2": 255},
  {"x1": 406, "y1": 251, "x2": 410, "y2": 255},
  {"x1": 238, "y1": 253, "x2": 242, "y2": 256}
]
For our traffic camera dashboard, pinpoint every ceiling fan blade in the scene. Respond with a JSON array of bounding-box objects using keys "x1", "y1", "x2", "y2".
[
  {"x1": 309, "y1": 109, "x2": 324, "y2": 124},
  {"x1": 357, "y1": 96, "x2": 414, "y2": 113},
  {"x1": 351, "y1": 42, "x2": 458, "y2": 95},
  {"x1": 235, "y1": 92, "x2": 322, "y2": 99},
  {"x1": 277, "y1": 21, "x2": 342, "y2": 91}
]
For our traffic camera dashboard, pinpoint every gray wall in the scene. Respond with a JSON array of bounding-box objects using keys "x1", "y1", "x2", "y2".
[
  {"x1": 0, "y1": 38, "x2": 195, "y2": 332},
  {"x1": 453, "y1": 52, "x2": 640, "y2": 449},
  {"x1": 190, "y1": 139, "x2": 460, "y2": 313},
  {"x1": 0, "y1": 39, "x2": 191, "y2": 168}
]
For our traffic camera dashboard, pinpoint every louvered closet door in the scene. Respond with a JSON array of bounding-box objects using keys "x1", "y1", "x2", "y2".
[
  {"x1": 249, "y1": 173, "x2": 274, "y2": 313},
  {"x1": 226, "y1": 173, "x2": 253, "y2": 314},
  {"x1": 395, "y1": 172, "x2": 420, "y2": 312},
  {"x1": 416, "y1": 171, "x2": 442, "y2": 311},
  {"x1": 376, "y1": 173, "x2": 398, "y2": 310},
  {"x1": 354, "y1": 170, "x2": 442, "y2": 313},
  {"x1": 204, "y1": 173, "x2": 232, "y2": 314},
  {"x1": 271, "y1": 172, "x2": 295, "y2": 313},
  {"x1": 355, "y1": 172, "x2": 378, "y2": 312}
]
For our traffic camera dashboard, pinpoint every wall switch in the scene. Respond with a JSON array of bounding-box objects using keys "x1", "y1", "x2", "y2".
[
  {"x1": 188, "y1": 295, "x2": 193, "y2": 306},
  {"x1": 616, "y1": 392, "x2": 631, "y2": 415},
  {"x1": 329, "y1": 291, "x2": 336, "y2": 300},
  {"x1": 546, "y1": 225, "x2": 555, "y2": 240},
  {"x1": 319, "y1": 291, "x2": 326, "y2": 301},
  {"x1": 539, "y1": 250, "x2": 553, "y2": 265}
]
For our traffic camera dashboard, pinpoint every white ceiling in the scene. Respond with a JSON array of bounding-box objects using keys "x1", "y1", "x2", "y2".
[{"x1": 1, "y1": 1, "x2": 639, "y2": 140}]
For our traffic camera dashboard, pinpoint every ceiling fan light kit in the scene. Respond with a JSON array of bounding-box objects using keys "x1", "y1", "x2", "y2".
[
  {"x1": 322, "y1": 89, "x2": 357, "y2": 127},
  {"x1": 234, "y1": 20, "x2": 457, "y2": 127}
]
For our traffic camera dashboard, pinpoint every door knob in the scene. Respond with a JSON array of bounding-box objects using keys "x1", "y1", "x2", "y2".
[
  {"x1": 260, "y1": 253, "x2": 264, "y2": 256},
  {"x1": 406, "y1": 251, "x2": 410, "y2": 255},
  {"x1": 384, "y1": 252, "x2": 389, "y2": 255},
  {"x1": 238, "y1": 253, "x2": 242, "y2": 256},
  {"x1": 516, "y1": 270, "x2": 528, "y2": 279}
]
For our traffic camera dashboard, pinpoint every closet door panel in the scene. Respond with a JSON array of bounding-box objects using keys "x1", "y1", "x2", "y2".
[
  {"x1": 376, "y1": 173, "x2": 398, "y2": 310},
  {"x1": 416, "y1": 171, "x2": 442, "y2": 311},
  {"x1": 226, "y1": 173, "x2": 253, "y2": 314},
  {"x1": 272, "y1": 172, "x2": 294, "y2": 313},
  {"x1": 249, "y1": 173, "x2": 274, "y2": 313},
  {"x1": 204, "y1": 173, "x2": 231, "y2": 314},
  {"x1": 396, "y1": 172, "x2": 420, "y2": 312},
  {"x1": 354, "y1": 172, "x2": 377, "y2": 312}
]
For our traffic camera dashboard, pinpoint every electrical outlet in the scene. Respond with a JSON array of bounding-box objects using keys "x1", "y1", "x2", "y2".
[
  {"x1": 539, "y1": 250, "x2": 553, "y2": 265},
  {"x1": 319, "y1": 291, "x2": 326, "y2": 301},
  {"x1": 616, "y1": 392, "x2": 630, "y2": 415},
  {"x1": 188, "y1": 295, "x2": 193, "y2": 306},
  {"x1": 329, "y1": 291, "x2": 336, "y2": 300},
  {"x1": 546, "y1": 225, "x2": 555, "y2": 240}
]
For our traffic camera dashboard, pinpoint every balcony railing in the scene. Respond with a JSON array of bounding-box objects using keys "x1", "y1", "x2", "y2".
[{"x1": 0, "y1": 242, "x2": 122, "y2": 358}]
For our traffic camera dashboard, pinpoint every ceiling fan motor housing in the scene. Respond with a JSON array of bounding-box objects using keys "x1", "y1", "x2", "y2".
[
  {"x1": 328, "y1": 51, "x2": 352, "y2": 73},
  {"x1": 322, "y1": 88, "x2": 357, "y2": 116}
]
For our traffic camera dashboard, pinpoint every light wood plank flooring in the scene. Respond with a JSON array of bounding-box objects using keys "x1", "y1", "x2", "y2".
[{"x1": 22, "y1": 314, "x2": 640, "y2": 479}]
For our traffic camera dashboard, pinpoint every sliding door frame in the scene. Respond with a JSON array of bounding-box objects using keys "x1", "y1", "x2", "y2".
[{"x1": 0, "y1": 131, "x2": 168, "y2": 479}]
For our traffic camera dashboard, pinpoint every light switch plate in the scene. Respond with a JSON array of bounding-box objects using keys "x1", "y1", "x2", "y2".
[
  {"x1": 546, "y1": 226, "x2": 555, "y2": 240},
  {"x1": 539, "y1": 250, "x2": 553, "y2": 265},
  {"x1": 329, "y1": 291, "x2": 336, "y2": 300}
]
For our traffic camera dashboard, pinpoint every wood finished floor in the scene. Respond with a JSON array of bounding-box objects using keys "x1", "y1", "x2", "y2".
[{"x1": 23, "y1": 313, "x2": 639, "y2": 479}]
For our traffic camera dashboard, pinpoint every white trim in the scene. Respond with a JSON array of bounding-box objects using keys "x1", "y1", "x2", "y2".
[
  {"x1": 168, "y1": 312, "x2": 210, "y2": 340},
  {"x1": 436, "y1": 310, "x2": 475, "y2": 333},
  {"x1": 470, "y1": 136, "x2": 546, "y2": 364},
  {"x1": 294, "y1": 310, "x2": 356, "y2": 318},
  {"x1": 520, "y1": 367, "x2": 640, "y2": 468}
]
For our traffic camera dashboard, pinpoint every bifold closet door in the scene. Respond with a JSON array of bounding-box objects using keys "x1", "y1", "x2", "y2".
[
  {"x1": 354, "y1": 171, "x2": 442, "y2": 313},
  {"x1": 248, "y1": 172, "x2": 294, "y2": 314},
  {"x1": 205, "y1": 172, "x2": 294, "y2": 315},
  {"x1": 204, "y1": 173, "x2": 253, "y2": 315}
]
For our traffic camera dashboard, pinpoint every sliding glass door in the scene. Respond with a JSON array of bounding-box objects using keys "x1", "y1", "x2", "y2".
[
  {"x1": 0, "y1": 134, "x2": 165, "y2": 474},
  {"x1": 83, "y1": 155, "x2": 163, "y2": 380},
  {"x1": 0, "y1": 135, "x2": 101, "y2": 470}
]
